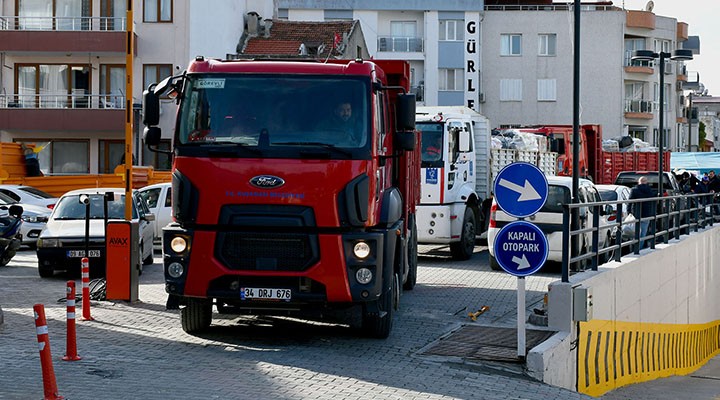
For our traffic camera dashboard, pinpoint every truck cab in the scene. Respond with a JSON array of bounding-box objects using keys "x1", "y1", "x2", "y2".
[{"x1": 415, "y1": 107, "x2": 490, "y2": 260}]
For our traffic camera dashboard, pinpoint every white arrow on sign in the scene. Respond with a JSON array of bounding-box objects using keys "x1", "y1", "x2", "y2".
[
  {"x1": 498, "y1": 178, "x2": 541, "y2": 201},
  {"x1": 512, "y1": 254, "x2": 531, "y2": 270}
]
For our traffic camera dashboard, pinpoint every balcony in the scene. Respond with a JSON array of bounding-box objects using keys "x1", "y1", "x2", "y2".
[
  {"x1": 624, "y1": 99, "x2": 654, "y2": 120},
  {"x1": 0, "y1": 16, "x2": 130, "y2": 54},
  {"x1": 626, "y1": 10, "x2": 656, "y2": 30},
  {"x1": 0, "y1": 93, "x2": 124, "y2": 131},
  {"x1": 623, "y1": 53, "x2": 654, "y2": 74},
  {"x1": 377, "y1": 36, "x2": 423, "y2": 53}
]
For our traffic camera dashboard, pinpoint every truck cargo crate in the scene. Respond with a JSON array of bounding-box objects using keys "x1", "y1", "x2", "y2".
[{"x1": 517, "y1": 150, "x2": 538, "y2": 164}]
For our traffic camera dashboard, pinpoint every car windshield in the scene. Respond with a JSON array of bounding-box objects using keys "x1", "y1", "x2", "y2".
[
  {"x1": 53, "y1": 194, "x2": 135, "y2": 220},
  {"x1": 598, "y1": 190, "x2": 618, "y2": 201},
  {"x1": 20, "y1": 186, "x2": 55, "y2": 199},
  {"x1": 540, "y1": 185, "x2": 571, "y2": 213},
  {"x1": 615, "y1": 173, "x2": 674, "y2": 190},
  {"x1": 0, "y1": 192, "x2": 18, "y2": 205}
]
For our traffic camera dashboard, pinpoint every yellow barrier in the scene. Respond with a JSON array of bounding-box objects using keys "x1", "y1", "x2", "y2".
[
  {"x1": 578, "y1": 319, "x2": 720, "y2": 397},
  {"x1": 0, "y1": 142, "x2": 171, "y2": 197}
]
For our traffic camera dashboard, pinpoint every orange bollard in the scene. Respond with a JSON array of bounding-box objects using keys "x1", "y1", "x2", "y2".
[
  {"x1": 63, "y1": 281, "x2": 81, "y2": 361},
  {"x1": 33, "y1": 304, "x2": 64, "y2": 400},
  {"x1": 80, "y1": 257, "x2": 94, "y2": 321}
]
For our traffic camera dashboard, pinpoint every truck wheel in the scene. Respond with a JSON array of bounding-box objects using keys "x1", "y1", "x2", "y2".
[
  {"x1": 403, "y1": 214, "x2": 417, "y2": 291},
  {"x1": 362, "y1": 274, "x2": 396, "y2": 339},
  {"x1": 181, "y1": 298, "x2": 212, "y2": 333},
  {"x1": 489, "y1": 254, "x2": 502, "y2": 271},
  {"x1": 450, "y1": 208, "x2": 476, "y2": 260}
]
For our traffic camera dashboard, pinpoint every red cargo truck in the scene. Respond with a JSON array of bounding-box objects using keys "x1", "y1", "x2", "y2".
[
  {"x1": 143, "y1": 57, "x2": 420, "y2": 338},
  {"x1": 510, "y1": 124, "x2": 670, "y2": 184}
]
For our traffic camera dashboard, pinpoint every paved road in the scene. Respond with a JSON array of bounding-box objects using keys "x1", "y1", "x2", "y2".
[{"x1": 0, "y1": 247, "x2": 716, "y2": 399}]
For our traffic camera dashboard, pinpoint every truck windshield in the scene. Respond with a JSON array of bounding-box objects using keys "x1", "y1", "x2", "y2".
[
  {"x1": 176, "y1": 74, "x2": 371, "y2": 158},
  {"x1": 417, "y1": 122, "x2": 443, "y2": 167}
]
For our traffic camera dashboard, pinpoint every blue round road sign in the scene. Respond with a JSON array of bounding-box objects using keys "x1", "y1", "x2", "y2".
[
  {"x1": 493, "y1": 221, "x2": 549, "y2": 277},
  {"x1": 493, "y1": 162, "x2": 549, "y2": 218}
]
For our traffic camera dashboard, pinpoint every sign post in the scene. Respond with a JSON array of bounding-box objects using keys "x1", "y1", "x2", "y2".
[{"x1": 493, "y1": 162, "x2": 550, "y2": 360}]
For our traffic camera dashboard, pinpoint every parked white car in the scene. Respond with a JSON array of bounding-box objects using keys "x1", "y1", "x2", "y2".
[
  {"x1": 0, "y1": 191, "x2": 51, "y2": 247},
  {"x1": 488, "y1": 176, "x2": 614, "y2": 271},
  {"x1": 595, "y1": 184, "x2": 636, "y2": 242},
  {"x1": 36, "y1": 188, "x2": 156, "y2": 278},
  {"x1": 138, "y1": 182, "x2": 172, "y2": 243},
  {"x1": 0, "y1": 184, "x2": 58, "y2": 210}
]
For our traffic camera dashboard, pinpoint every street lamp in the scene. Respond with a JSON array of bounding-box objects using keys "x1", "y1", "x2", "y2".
[{"x1": 631, "y1": 49, "x2": 693, "y2": 196}]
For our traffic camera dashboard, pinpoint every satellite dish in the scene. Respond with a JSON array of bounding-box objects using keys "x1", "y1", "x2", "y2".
[{"x1": 645, "y1": 0, "x2": 655, "y2": 12}]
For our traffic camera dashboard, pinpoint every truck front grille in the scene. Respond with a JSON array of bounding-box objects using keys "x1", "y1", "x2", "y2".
[{"x1": 218, "y1": 232, "x2": 316, "y2": 271}]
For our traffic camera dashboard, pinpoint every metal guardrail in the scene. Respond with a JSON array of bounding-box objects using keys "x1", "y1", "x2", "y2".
[
  {"x1": 561, "y1": 192, "x2": 718, "y2": 282},
  {"x1": 0, "y1": 94, "x2": 125, "y2": 109},
  {"x1": 0, "y1": 16, "x2": 126, "y2": 31}
]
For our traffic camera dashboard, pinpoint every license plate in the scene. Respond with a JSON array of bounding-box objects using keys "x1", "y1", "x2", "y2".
[
  {"x1": 67, "y1": 250, "x2": 101, "y2": 258},
  {"x1": 241, "y1": 287, "x2": 291, "y2": 301}
]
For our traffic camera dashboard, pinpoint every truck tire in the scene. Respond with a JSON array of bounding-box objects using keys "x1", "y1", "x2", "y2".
[
  {"x1": 362, "y1": 274, "x2": 397, "y2": 338},
  {"x1": 450, "y1": 208, "x2": 476, "y2": 260},
  {"x1": 181, "y1": 298, "x2": 212, "y2": 333},
  {"x1": 489, "y1": 254, "x2": 502, "y2": 271},
  {"x1": 403, "y1": 214, "x2": 417, "y2": 291}
]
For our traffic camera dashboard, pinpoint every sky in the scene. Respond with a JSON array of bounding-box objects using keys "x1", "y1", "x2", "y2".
[{"x1": 620, "y1": 0, "x2": 720, "y2": 95}]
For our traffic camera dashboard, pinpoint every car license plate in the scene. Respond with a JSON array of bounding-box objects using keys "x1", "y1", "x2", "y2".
[
  {"x1": 241, "y1": 287, "x2": 291, "y2": 301},
  {"x1": 67, "y1": 250, "x2": 101, "y2": 258}
]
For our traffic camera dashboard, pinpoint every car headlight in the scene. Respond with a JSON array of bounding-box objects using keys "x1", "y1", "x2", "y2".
[
  {"x1": 170, "y1": 236, "x2": 188, "y2": 253},
  {"x1": 353, "y1": 241, "x2": 371, "y2": 259},
  {"x1": 37, "y1": 238, "x2": 60, "y2": 248},
  {"x1": 22, "y1": 215, "x2": 39, "y2": 223}
]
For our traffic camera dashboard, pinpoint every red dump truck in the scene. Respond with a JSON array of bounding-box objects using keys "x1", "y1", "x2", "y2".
[
  {"x1": 142, "y1": 57, "x2": 420, "y2": 338},
  {"x1": 509, "y1": 124, "x2": 670, "y2": 184}
]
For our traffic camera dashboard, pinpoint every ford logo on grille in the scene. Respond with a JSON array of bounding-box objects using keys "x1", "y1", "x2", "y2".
[{"x1": 250, "y1": 175, "x2": 285, "y2": 189}]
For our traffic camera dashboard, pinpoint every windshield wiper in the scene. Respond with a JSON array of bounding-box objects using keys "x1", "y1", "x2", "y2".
[
  {"x1": 272, "y1": 142, "x2": 352, "y2": 157},
  {"x1": 203, "y1": 142, "x2": 262, "y2": 156}
]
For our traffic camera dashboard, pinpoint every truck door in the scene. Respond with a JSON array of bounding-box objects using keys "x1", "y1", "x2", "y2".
[{"x1": 444, "y1": 121, "x2": 475, "y2": 203}]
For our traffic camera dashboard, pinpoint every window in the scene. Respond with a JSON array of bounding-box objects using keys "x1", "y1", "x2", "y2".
[
  {"x1": 100, "y1": 0, "x2": 126, "y2": 31},
  {"x1": 439, "y1": 20, "x2": 463, "y2": 41},
  {"x1": 537, "y1": 79, "x2": 556, "y2": 101},
  {"x1": 625, "y1": 38, "x2": 649, "y2": 66},
  {"x1": 144, "y1": 0, "x2": 172, "y2": 22},
  {"x1": 18, "y1": 0, "x2": 90, "y2": 30},
  {"x1": 143, "y1": 64, "x2": 173, "y2": 96},
  {"x1": 100, "y1": 65, "x2": 125, "y2": 108},
  {"x1": 501, "y1": 34, "x2": 522, "y2": 56},
  {"x1": 18, "y1": 140, "x2": 88, "y2": 174},
  {"x1": 15, "y1": 64, "x2": 89, "y2": 108},
  {"x1": 99, "y1": 140, "x2": 125, "y2": 173},
  {"x1": 389, "y1": 21, "x2": 419, "y2": 52},
  {"x1": 143, "y1": 140, "x2": 172, "y2": 170},
  {"x1": 438, "y1": 69, "x2": 463, "y2": 91},
  {"x1": 538, "y1": 34, "x2": 556, "y2": 56},
  {"x1": 500, "y1": 79, "x2": 522, "y2": 101}
]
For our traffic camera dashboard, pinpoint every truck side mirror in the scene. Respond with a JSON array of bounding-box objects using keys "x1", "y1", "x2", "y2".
[
  {"x1": 144, "y1": 126, "x2": 162, "y2": 147},
  {"x1": 396, "y1": 93, "x2": 416, "y2": 131},
  {"x1": 143, "y1": 87, "x2": 160, "y2": 127}
]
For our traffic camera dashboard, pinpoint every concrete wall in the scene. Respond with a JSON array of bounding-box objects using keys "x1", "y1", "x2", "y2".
[{"x1": 528, "y1": 224, "x2": 720, "y2": 391}]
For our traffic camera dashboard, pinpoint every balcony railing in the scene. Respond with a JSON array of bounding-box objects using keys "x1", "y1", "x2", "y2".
[
  {"x1": 624, "y1": 99, "x2": 654, "y2": 113},
  {"x1": 0, "y1": 94, "x2": 125, "y2": 109},
  {"x1": 377, "y1": 36, "x2": 423, "y2": 52},
  {"x1": 0, "y1": 16, "x2": 126, "y2": 31},
  {"x1": 624, "y1": 52, "x2": 654, "y2": 68}
]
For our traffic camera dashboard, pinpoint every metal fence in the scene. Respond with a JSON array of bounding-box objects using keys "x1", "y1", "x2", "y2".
[
  {"x1": 0, "y1": 94, "x2": 125, "y2": 109},
  {"x1": 561, "y1": 192, "x2": 718, "y2": 282},
  {"x1": 0, "y1": 16, "x2": 126, "y2": 31}
]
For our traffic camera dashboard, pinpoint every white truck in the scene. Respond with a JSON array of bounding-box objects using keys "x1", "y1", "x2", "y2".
[{"x1": 415, "y1": 106, "x2": 491, "y2": 260}]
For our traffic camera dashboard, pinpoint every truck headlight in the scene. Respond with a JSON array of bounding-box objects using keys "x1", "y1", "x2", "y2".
[
  {"x1": 167, "y1": 262, "x2": 184, "y2": 278},
  {"x1": 38, "y1": 238, "x2": 60, "y2": 248},
  {"x1": 355, "y1": 268, "x2": 373, "y2": 284},
  {"x1": 170, "y1": 236, "x2": 187, "y2": 253},
  {"x1": 353, "y1": 241, "x2": 371, "y2": 259}
]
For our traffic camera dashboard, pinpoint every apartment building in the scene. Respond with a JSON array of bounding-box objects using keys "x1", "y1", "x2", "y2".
[
  {"x1": 281, "y1": 1, "x2": 698, "y2": 149},
  {"x1": 277, "y1": 0, "x2": 485, "y2": 110},
  {"x1": 0, "y1": 0, "x2": 269, "y2": 175}
]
